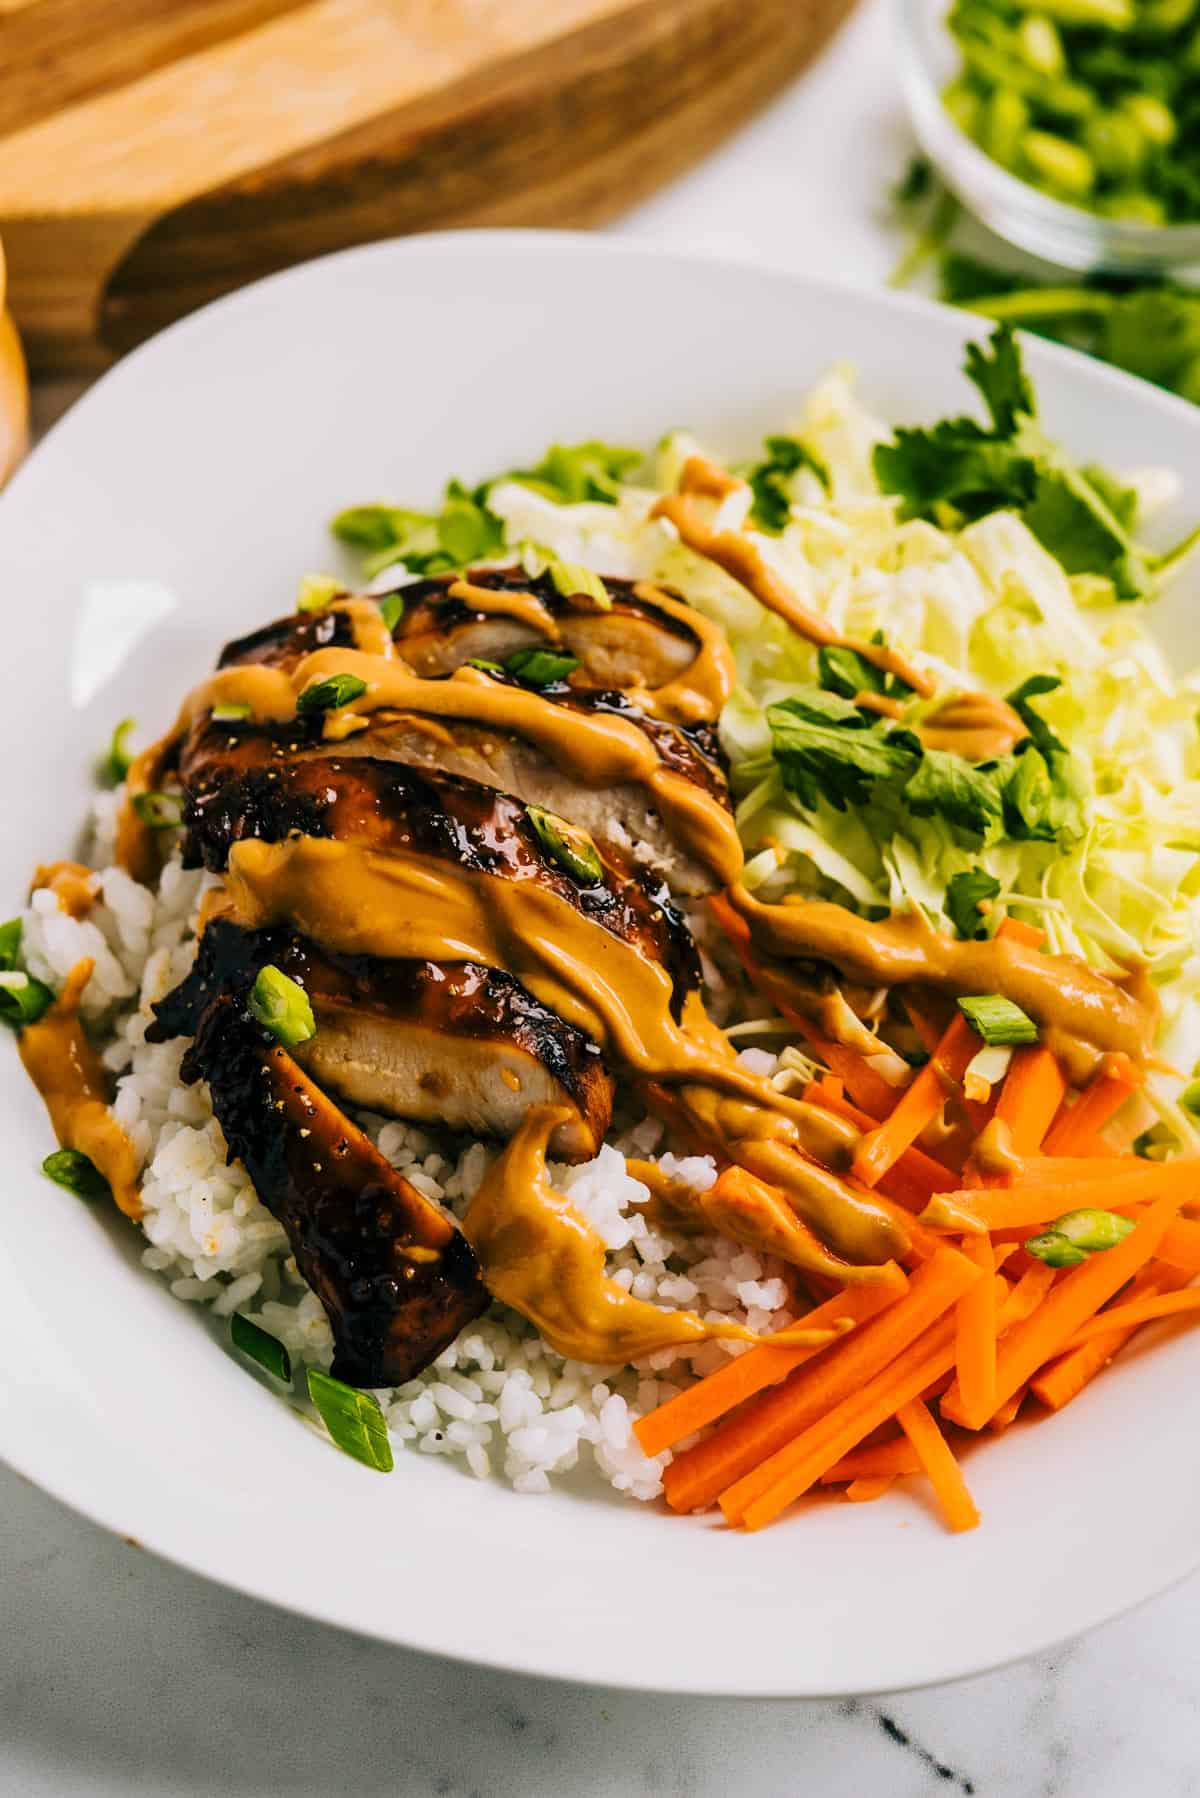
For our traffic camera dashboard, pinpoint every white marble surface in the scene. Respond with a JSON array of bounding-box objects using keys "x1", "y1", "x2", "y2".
[{"x1": 9, "y1": 1, "x2": 1200, "y2": 1791}]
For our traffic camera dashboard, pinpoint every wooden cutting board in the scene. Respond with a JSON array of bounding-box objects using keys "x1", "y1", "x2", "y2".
[{"x1": 0, "y1": 0, "x2": 857, "y2": 374}]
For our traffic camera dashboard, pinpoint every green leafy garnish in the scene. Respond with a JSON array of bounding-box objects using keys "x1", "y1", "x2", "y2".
[
  {"x1": 547, "y1": 560, "x2": 611, "y2": 608},
  {"x1": 378, "y1": 592, "x2": 405, "y2": 633},
  {"x1": 905, "y1": 748, "x2": 1007, "y2": 843},
  {"x1": 41, "y1": 1148, "x2": 110, "y2": 1200},
  {"x1": 248, "y1": 965, "x2": 316, "y2": 1048},
  {"x1": 1026, "y1": 1207, "x2": 1135, "y2": 1265},
  {"x1": 0, "y1": 917, "x2": 21, "y2": 970},
  {"x1": 231, "y1": 1314, "x2": 292, "y2": 1382},
  {"x1": 504, "y1": 647, "x2": 580, "y2": 688},
  {"x1": 1002, "y1": 675, "x2": 1088, "y2": 843},
  {"x1": 818, "y1": 644, "x2": 886, "y2": 700},
  {"x1": 957, "y1": 993, "x2": 1040, "y2": 1045},
  {"x1": 100, "y1": 717, "x2": 137, "y2": 786},
  {"x1": 0, "y1": 972, "x2": 54, "y2": 1026},
  {"x1": 307, "y1": 1367, "x2": 394, "y2": 1472},
  {"x1": 211, "y1": 702, "x2": 252, "y2": 724},
  {"x1": 874, "y1": 324, "x2": 1192, "y2": 597},
  {"x1": 498, "y1": 441, "x2": 642, "y2": 505},
  {"x1": 526, "y1": 806, "x2": 604, "y2": 884},
  {"x1": 767, "y1": 696, "x2": 920, "y2": 813},
  {"x1": 745, "y1": 435, "x2": 830, "y2": 531},
  {"x1": 945, "y1": 868, "x2": 1002, "y2": 939},
  {"x1": 295, "y1": 672, "x2": 368, "y2": 715},
  {"x1": 296, "y1": 573, "x2": 341, "y2": 614},
  {"x1": 466, "y1": 658, "x2": 506, "y2": 676},
  {"x1": 131, "y1": 791, "x2": 183, "y2": 830}
]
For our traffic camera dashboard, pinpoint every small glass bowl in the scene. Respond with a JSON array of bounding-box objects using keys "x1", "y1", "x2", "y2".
[{"x1": 895, "y1": 0, "x2": 1200, "y2": 274}]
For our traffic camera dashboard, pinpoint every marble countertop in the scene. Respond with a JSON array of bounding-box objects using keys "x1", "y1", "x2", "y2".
[{"x1": 8, "y1": 2, "x2": 1200, "y2": 1791}]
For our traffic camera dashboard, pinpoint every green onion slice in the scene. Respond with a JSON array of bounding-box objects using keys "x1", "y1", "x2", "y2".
[
  {"x1": 0, "y1": 917, "x2": 21, "y2": 971},
  {"x1": 505, "y1": 647, "x2": 580, "y2": 687},
  {"x1": 307, "y1": 1367, "x2": 394, "y2": 1472},
  {"x1": 526, "y1": 805, "x2": 604, "y2": 884},
  {"x1": 41, "y1": 1148, "x2": 110, "y2": 1199},
  {"x1": 210, "y1": 702, "x2": 252, "y2": 724},
  {"x1": 547, "y1": 560, "x2": 611, "y2": 609},
  {"x1": 248, "y1": 964, "x2": 316, "y2": 1048},
  {"x1": 295, "y1": 672, "x2": 368, "y2": 714},
  {"x1": 1024, "y1": 1232, "x2": 1089, "y2": 1268},
  {"x1": 378, "y1": 591, "x2": 406, "y2": 633},
  {"x1": 231, "y1": 1313, "x2": 292, "y2": 1382},
  {"x1": 957, "y1": 994, "x2": 1039, "y2": 1046},
  {"x1": 1025, "y1": 1207, "x2": 1135, "y2": 1266},
  {"x1": 466, "y1": 658, "x2": 506, "y2": 675},
  {"x1": 102, "y1": 717, "x2": 137, "y2": 785},
  {"x1": 0, "y1": 970, "x2": 54, "y2": 1027},
  {"x1": 296, "y1": 573, "x2": 342, "y2": 614},
  {"x1": 131, "y1": 790, "x2": 183, "y2": 830}
]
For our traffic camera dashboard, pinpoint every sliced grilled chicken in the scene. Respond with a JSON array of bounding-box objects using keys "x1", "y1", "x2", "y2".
[
  {"x1": 179, "y1": 692, "x2": 728, "y2": 897},
  {"x1": 180, "y1": 991, "x2": 488, "y2": 1387},
  {"x1": 180, "y1": 752, "x2": 702, "y2": 1010},
  {"x1": 152, "y1": 918, "x2": 613, "y2": 1159}
]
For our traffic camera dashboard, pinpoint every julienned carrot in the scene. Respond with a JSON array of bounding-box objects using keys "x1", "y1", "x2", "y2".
[
  {"x1": 661, "y1": 1244, "x2": 980, "y2": 1514},
  {"x1": 852, "y1": 1013, "x2": 979, "y2": 1188},
  {"x1": 941, "y1": 1190, "x2": 1184, "y2": 1430},
  {"x1": 939, "y1": 1262, "x2": 1053, "y2": 1421},
  {"x1": 807, "y1": 1079, "x2": 959, "y2": 1205},
  {"x1": 994, "y1": 916, "x2": 1045, "y2": 949},
  {"x1": 1056, "y1": 1284, "x2": 1200, "y2": 1351},
  {"x1": 706, "y1": 892, "x2": 903, "y2": 1119},
  {"x1": 845, "y1": 1477, "x2": 894, "y2": 1502},
  {"x1": 633, "y1": 1271, "x2": 907, "y2": 1457},
  {"x1": 818, "y1": 1438, "x2": 923, "y2": 1483},
  {"x1": 1030, "y1": 1265, "x2": 1192, "y2": 1411},
  {"x1": 991, "y1": 1045, "x2": 1066, "y2": 1157},
  {"x1": 731, "y1": 1313, "x2": 966, "y2": 1529},
  {"x1": 1043, "y1": 1056, "x2": 1141, "y2": 1157},
  {"x1": 988, "y1": 1386, "x2": 1027, "y2": 1431},
  {"x1": 1157, "y1": 1216, "x2": 1200, "y2": 1274},
  {"x1": 955, "y1": 1235, "x2": 997, "y2": 1421},
  {"x1": 920, "y1": 1162, "x2": 1198, "y2": 1234},
  {"x1": 1006, "y1": 1156, "x2": 1200, "y2": 1191},
  {"x1": 897, "y1": 1398, "x2": 980, "y2": 1532}
]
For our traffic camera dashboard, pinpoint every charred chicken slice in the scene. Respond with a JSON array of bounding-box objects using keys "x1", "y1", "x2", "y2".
[
  {"x1": 180, "y1": 992, "x2": 488, "y2": 1387},
  {"x1": 153, "y1": 918, "x2": 613, "y2": 1159}
]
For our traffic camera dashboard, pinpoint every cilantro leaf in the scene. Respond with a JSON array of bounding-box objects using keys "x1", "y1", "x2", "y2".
[
  {"x1": 905, "y1": 749, "x2": 1006, "y2": 844},
  {"x1": 500, "y1": 441, "x2": 642, "y2": 505},
  {"x1": 873, "y1": 419, "x2": 1037, "y2": 521},
  {"x1": 964, "y1": 325, "x2": 1036, "y2": 435},
  {"x1": 945, "y1": 868, "x2": 1002, "y2": 940},
  {"x1": 767, "y1": 700, "x2": 919, "y2": 812},
  {"x1": 818, "y1": 644, "x2": 885, "y2": 700},
  {"x1": 773, "y1": 685, "x2": 871, "y2": 729},
  {"x1": 745, "y1": 435, "x2": 830, "y2": 531}
]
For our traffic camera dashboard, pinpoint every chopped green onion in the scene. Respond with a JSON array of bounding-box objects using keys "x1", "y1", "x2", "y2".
[
  {"x1": 306, "y1": 1367, "x2": 394, "y2": 1472},
  {"x1": 210, "y1": 702, "x2": 252, "y2": 724},
  {"x1": 1179, "y1": 1079, "x2": 1200, "y2": 1117},
  {"x1": 957, "y1": 994, "x2": 1040, "y2": 1046},
  {"x1": 526, "y1": 805, "x2": 604, "y2": 884},
  {"x1": 231, "y1": 1313, "x2": 292, "y2": 1382},
  {"x1": 1026, "y1": 1206, "x2": 1135, "y2": 1264},
  {"x1": 101, "y1": 717, "x2": 137, "y2": 786},
  {"x1": 518, "y1": 540, "x2": 552, "y2": 579},
  {"x1": 505, "y1": 647, "x2": 580, "y2": 688},
  {"x1": 41, "y1": 1148, "x2": 110, "y2": 1200},
  {"x1": 0, "y1": 917, "x2": 21, "y2": 971},
  {"x1": 296, "y1": 572, "x2": 342, "y2": 614},
  {"x1": 378, "y1": 591, "x2": 405, "y2": 633},
  {"x1": 1024, "y1": 1231, "x2": 1089, "y2": 1267},
  {"x1": 131, "y1": 790, "x2": 183, "y2": 830},
  {"x1": 295, "y1": 672, "x2": 368, "y2": 714},
  {"x1": 547, "y1": 560, "x2": 611, "y2": 609},
  {"x1": 466, "y1": 658, "x2": 506, "y2": 675},
  {"x1": 0, "y1": 971, "x2": 54, "y2": 1026},
  {"x1": 248, "y1": 964, "x2": 316, "y2": 1048}
]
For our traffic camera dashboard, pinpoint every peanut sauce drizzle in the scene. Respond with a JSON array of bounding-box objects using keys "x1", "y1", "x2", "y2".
[
  {"x1": 18, "y1": 961, "x2": 143, "y2": 1219},
  {"x1": 446, "y1": 578, "x2": 561, "y2": 641},
  {"x1": 649, "y1": 455, "x2": 935, "y2": 698},
  {"x1": 31, "y1": 861, "x2": 99, "y2": 919}
]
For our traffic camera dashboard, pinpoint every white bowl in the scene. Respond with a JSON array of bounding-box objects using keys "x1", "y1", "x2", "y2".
[{"x1": 2, "y1": 231, "x2": 1199, "y2": 1697}]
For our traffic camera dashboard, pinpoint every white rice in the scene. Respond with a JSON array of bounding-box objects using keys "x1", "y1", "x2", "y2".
[{"x1": 20, "y1": 800, "x2": 796, "y2": 1499}]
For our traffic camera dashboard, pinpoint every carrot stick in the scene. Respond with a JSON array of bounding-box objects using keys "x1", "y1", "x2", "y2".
[
  {"x1": 991, "y1": 1045, "x2": 1066, "y2": 1156},
  {"x1": 1056, "y1": 1284, "x2": 1200, "y2": 1350},
  {"x1": 733, "y1": 1314, "x2": 965, "y2": 1530},
  {"x1": 661, "y1": 1244, "x2": 981, "y2": 1514},
  {"x1": 807, "y1": 1080, "x2": 959, "y2": 1203},
  {"x1": 1030, "y1": 1265, "x2": 1192, "y2": 1412},
  {"x1": 941, "y1": 1190, "x2": 1184, "y2": 1430},
  {"x1": 993, "y1": 917, "x2": 1045, "y2": 949},
  {"x1": 897, "y1": 1397, "x2": 980, "y2": 1532},
  {"x1": 852, "y1": 1013, "x2": 979, "y2": 1188},
  {"x1": 1043, "y1": 1056, "x2": 1141, "y2": 1157},
  {"x1": 633, "y1": 1270, "x2": 907, "y2": 1457},
  {"x1": 988, "y1": 1386, "x2": 1027, "y2": 1431},
  {"x1": 955, "y1": 1235, "x2": 997, "y2": 1421},
  {"x1": 818, "y1": 1439, "x2": 923, "y2": 1483},
  {"x1": 845, "y1": 1476, "x2": 894, "y2": 1502},
  {"x1": 1006, "y1": 1156, "x2": 1198, "y2": 1190},
  {"x1": 999, "y1": 1259, "x2": 1057, "y2": 1326},
  {"x1": 1157, "y1": 1216, "x2": 1200, "y2": 1274},
  {"x1": 921, "y1": 1162, "x2": 1200, "y2": 1233}
]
